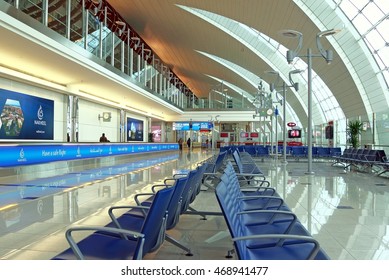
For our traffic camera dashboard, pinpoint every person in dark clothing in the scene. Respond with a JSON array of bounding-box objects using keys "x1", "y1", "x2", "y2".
[
  {"x1": 178, "y1": 138, "x2": 183, "y2": 150},
  {"x1": 187, "y1": 138, "x2": 191, "y2": 148},
  {"x1": 99, "y1": 133, "x2": 109, "y2": 142}
]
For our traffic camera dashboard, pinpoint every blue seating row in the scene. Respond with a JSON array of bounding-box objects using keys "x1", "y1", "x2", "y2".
[
  {"x1": 52, "y1": 161, "x2": 210, "y2": 260},
  {"x1": 203, "y1": 151, "x2": 228, "y2": 189},
  {"x1": 221, "y1": 145, "x2": 341, "y2": 159},
  {"x1": 332, "y1": 148, "x2": 387, "y2": 173},
  {"x1": 215, "y1": 161, "x2": 330, "y2": 260}
]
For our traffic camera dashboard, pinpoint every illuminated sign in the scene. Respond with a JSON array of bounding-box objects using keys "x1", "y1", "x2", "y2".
[
  {"x1": 0, "y1": 89, "x2": 54, "y2": 140},
  {"x1": 0, "y1": 143, "x2": 178, "y2": 168},
  {"x1": 173, "y1": 122, "x2": 212, "y2": 131}
]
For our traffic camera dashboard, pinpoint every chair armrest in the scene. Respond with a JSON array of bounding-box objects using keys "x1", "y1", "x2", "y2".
[
  {"x1": 232, "y1": 234, "x2": 320, "y2": 260},
  {"x1": 238, "y1": 178, "x2": 270, "y2": 187},
  {"x1": 108, "y1": 205, "x2": 150, "y2": 229},
  {"x1": 65, "y1": 226, "x2": 145, "y2": 260},
  {"x1": 134, "y1": 192, "x2": 155, "y2": 205},
  {"x1": 151, "y1": 184, "x2": 171, "y2": 193},
  {"x1": 238, "y1": 195, "x2": 284, "y2": 209},
  {"x1": 173, "y1": 173, "x2": 188, "y2": 178},
  {"x1": 163, "y1": 178, "x2": 176, "y2": 185},
  {"x1": 235, "y1": 172, "x2": 265, "y2": 178},
  {"x1": 237, "y1": 210, "x2": 297, "y2": 232},
  {"x1": 240, "y1": 186, "x2": 276, "y2": 195}
]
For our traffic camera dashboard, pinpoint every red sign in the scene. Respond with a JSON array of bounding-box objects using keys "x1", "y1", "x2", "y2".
[
  {"x1": 287, "y1": 122, "x2": 296, "y2": 127},
  {"x1": 250, "y1": 132, "x2": 259, "y2": 138},
  {"x1": 220, "y1": 132, "x2": 229, "y2": 138}
]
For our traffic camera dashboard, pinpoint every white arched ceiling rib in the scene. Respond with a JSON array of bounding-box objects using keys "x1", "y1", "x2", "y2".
[
  {"x1": 196, "y1": 50, "x2": 260, "y2": 100},
  {"x1": 296, "y1": 0, "x2": 389, "y2": 118},
  {"x1": 177, "y1": 4, "x2": 344, "y2": 126},
  {"x1": 176, "y1": 4, "x2": 308, "y2": 117}
]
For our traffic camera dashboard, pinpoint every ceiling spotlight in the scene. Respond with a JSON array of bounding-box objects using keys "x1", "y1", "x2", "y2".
[
  {"x1": 317, "y1": 29, "x2": 342, "y2": 37},
  {"x1": 265, "y1": 70, "x2": 279, "y2": 75},
  {"x1": 280, "y1": 29, "x2": 302, "y2": 38}
]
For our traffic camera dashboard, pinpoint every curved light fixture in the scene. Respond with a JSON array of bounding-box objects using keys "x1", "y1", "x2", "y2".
[
  {"x1": 317, "y1": 29, "x2": 342, "y2": 37},
  {"x1": 316, "y1": 29, "x2": 341, "y2": 64},
  {"x1": 279, "y1": 29, "x2": 303, "y2": 38},
  {"x1": 281, "y1": 30, "x2": 303, "y2": 64}
]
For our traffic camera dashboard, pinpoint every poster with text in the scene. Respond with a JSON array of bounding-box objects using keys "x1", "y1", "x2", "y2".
[
  {"x1": 0, "y1": 89, "x2": 54, "y2": 140},
  {"x1": 127, "y1": 117, "x2": 144, "y2": 141}
]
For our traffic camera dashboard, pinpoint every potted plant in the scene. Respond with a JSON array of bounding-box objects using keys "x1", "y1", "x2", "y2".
[{"x1": 347, "y1": 120, "x2": 363, "y2": 148}]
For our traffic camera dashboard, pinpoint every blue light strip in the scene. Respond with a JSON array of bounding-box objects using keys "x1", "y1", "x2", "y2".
[{"x1": 0, "y1": 143, "x2": 179, "y2": 168}]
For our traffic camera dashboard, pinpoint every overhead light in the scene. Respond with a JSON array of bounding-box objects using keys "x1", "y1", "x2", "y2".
[
  {"x1": 265, "y1": 70, "x2": 279, "y2": 75},
  {"x1": 316, "y1": 29, "x2": 341, "y2": 64},
  {"x1": 318, "y1": 29, "x2": 342, "y2": 37},
  {"x1": 289, "y1": 69, "x2": 302, "y2": 91},
  {"x1": 280, "y1": 29, "x2": 302, "y2": 38},
  {"x1": 286, "y1": 50, "x2": 296, "y2": 64}
]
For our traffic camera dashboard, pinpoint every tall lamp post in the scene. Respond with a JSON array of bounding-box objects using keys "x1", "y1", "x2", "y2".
[
  {"x1": 266, "y1": 69, "x2": 301, "y2": 164},
  {"x1": 281, "y1": 29, "x2": 340, "y2": 174}
]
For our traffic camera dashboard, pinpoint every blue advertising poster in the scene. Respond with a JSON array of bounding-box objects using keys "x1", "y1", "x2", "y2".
[
  {"x1": 127, "y1": 117, "x2": 144, "y2": 141},
  {"x1": 0, "y1": 89, "x2": 54, "y2": 140},
  {"x1": 173, "y1": 121, "x2": 212, "y2": 131}
]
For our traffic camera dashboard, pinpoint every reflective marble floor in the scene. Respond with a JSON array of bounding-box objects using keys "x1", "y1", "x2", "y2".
[{"x1": 1, "y1": 149, "x2": 389, "y2": 260}]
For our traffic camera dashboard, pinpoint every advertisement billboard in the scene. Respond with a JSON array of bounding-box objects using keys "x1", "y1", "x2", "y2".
[
  {"x1": 127, "y1": 117, "x2": 144, "y2": 141},
  {"x1": 0, "y1": 89, "x2": 54, "y2": 140}
]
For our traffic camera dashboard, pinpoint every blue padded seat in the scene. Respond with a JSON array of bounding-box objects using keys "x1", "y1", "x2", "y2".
[
  {"x1": 53, "y1": 186, "x2": 174, "y2": 260},
  {"x1": 52, "y1": 227, "x2": 145, "y2": 260},
  {"x1": 215, "y1": 163, "x2": 330, "y2": 260}
]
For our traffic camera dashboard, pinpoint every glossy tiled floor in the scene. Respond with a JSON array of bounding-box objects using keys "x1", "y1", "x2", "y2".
[{"x1": 1, "y1": 148, "x2": 389, "y2": 260}]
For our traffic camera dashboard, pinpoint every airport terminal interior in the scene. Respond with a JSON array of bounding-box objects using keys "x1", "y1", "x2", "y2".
[{"x1": 1, "y1": 0, "x2": 389, "y2": 260}]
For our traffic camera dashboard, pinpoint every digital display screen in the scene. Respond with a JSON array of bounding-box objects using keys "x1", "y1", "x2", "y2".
[
  {"x1": 250, "y1": 132, "x2": 259, "y2": 137},
  {"x1": 0, "y1": 88, "x2": 54, "y2": 140},
  {"x1": 127, "y1": 117, "x2": 144, "y2": 141},
  {"x1": 288, "y1": 129, "x2": 301, "y2": 138},
  {"x1": 173, "y1": 122, "x2": 212, "y2": 131}
]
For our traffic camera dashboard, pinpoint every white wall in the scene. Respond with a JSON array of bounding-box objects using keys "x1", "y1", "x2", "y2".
[
  {"x1": 0, "y1": 77, "x2": 152, "y2": 143},
  {"x1": 78, "y1": 99, "x2": 119, "y2": 142}
]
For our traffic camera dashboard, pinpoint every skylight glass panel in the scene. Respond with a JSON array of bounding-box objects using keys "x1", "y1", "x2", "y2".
[
  {"x1": 377, "y1": 47, "x2": 389, "y2": 68},
  {"x1": 339, "y1": 0, "x2": 359, "y2": 19},
  {"x1": 364, "y1": 2, "x2": 384, "y2": 19},
  {"x1": 334, "y1": 0, "x2": 389, "y2": 89},
  {"x1": 352, "y1": 14, "x2": 373, "y2": 34},
  {"x1": 374, "y1": 0, "x2": 389, "y2": 13},
  {"x1": 377, "y1": 19, "x2": 389, "y2": 42}
]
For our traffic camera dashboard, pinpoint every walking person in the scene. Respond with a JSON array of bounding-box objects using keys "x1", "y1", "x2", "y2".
[{"x1": 178, "y1": 138, "x2": 183, "y2": 150}]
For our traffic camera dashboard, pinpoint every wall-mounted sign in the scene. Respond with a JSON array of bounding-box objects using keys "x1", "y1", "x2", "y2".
[
  {"x1": 0, "y1": 89, "x2": 54, "y2": 140},
  {"x1": 287, "y1": 122, "x2": 296, "y2": 127},
  {"x1": 173, "y1": 122, "x2": 213, "y2": 131},
  {"x1": 127, "y1": 117, "x2": 144, "y2": 141}
]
